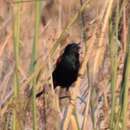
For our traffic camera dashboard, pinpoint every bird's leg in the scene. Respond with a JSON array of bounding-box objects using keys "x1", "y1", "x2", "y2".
[
  {"x1": 59, "y1": 95, "x2": 70, "y2": 99},
  {"x1": 59, "y1": 88, "x2": 71, "y2": 100},
  {"x1": 65, "y1": 88, "x2": 76, "y2": 106},
  {"x1": 59, "y1": 96, "x2": 86, "y2": 105}
]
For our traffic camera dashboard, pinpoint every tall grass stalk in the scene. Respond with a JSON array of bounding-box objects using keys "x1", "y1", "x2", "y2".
[
  {"x1": 93, "y1": 0, "x2": 114, "y2": 75},
  {"x1": 109, "y1": 1, "x2": 120, "y2": 129},
  {"x1": 29, "y1": 1, "x2": 41, "y2": 130},
  {"x1": 13, "y1": 1, "x2": 21, "y2": 130},
  {"x1": 121, "y1": 18, "x2": 130, "y2": 130},
  {"x1": 109, "y1": 22, "x2": 118, "y2": 129},
  {"x1": 80, "y1": 0, "x2": 87, "y2": 45},
  {"x1": 13, "y1": 2, "x2": 21, "y2": 98}
]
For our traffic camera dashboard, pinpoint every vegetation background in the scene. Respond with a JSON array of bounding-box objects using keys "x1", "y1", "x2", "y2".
[{"x1": 0, "y1": 0, "x2": 130, "y2": 130}]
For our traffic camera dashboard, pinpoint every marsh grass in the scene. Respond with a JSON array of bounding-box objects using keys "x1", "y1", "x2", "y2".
[
  {"x1": 120, "y1": 16, "x2": 130, "y2": 130},
  {"x1": 29, "y1": 1, "x2": 41, "y2": 130},
  {"x1": 12, "y1": 0, "x2": 21, "y2": 130},
  {"x1": 0, "y1": 0, "x2": 130, "y2": 130}
]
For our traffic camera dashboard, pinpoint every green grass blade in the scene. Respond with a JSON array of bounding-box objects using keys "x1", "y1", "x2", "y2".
[
  {"x1": 29, "y1": 1, "x2": 41, "y2": 130},
  {"x1": 120, "y1": 19, "x2": 130, "y2": 130}
]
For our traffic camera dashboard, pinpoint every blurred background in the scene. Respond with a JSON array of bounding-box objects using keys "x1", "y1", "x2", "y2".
[{"x1": 0, "y1": 0, "x2": 130, "y2": 130}]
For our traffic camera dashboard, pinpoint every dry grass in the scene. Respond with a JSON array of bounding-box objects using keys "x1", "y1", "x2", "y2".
[{"x1": 0, "y1": 0, "x2": 130, "y2": 130}]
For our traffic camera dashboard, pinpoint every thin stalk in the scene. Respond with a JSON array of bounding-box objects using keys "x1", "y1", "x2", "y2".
[
  {"x1": 109, "y1": 32, "x2": 118, "y2": 129},
  {"x1": 121, "y1": 19, "x2": 130, "y2": 130},
  {"x1": 58, "y1": 0, "x2": 62, "y2": 35},
  {"x1": 80, "y1": 0, "x2": 87, "y2": 45},
  {"x1": 73, "y1": 110, "x2": 80, "y2": 130},
  {"x1": 29, "y1": 1, "x2": 41, "y2": 130},
  {"x1": 13, "y1": 2, "x2": 21, "y2": 97},
  {"x1": 93, "y1": 0, "x2": 114, "y2": 75},
  {"x1": 81, "y1": 87, "x2": 92, "y2": 130},
  {"x1": 13, "y1": 0, "x2": 43, "y2": 4},
  {"x1": 13, "y1": 1, "x2": 21, "y2": 130},
  {"x1": 109, "y1": 1, "x2": 122, "y2": 128}
]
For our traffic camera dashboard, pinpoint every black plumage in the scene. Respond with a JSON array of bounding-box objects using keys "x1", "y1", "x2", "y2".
[
  {"x1": 36, "y1": 43, "x2": 80, "y2": 97},
  {"x1": 53, "y1": 43, "x2": 80, "y2": 90}
]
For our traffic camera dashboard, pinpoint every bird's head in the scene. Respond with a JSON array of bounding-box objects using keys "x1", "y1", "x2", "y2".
[{"x1": 64, "y1": 43, "x2": 80, "y2": 56}]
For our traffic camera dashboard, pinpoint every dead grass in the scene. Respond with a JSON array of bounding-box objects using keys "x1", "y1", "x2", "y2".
[{"x1": 0, "y1": 0, "x2": 130, "y2": 130}]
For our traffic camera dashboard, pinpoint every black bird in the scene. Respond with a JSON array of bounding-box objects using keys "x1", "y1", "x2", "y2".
[
  {"x1": 53, "y1": 43, "x2": 80, "y2": 90},
  {"x1": 36, "y1": 43, "x2": 80, "y2": 97}
]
